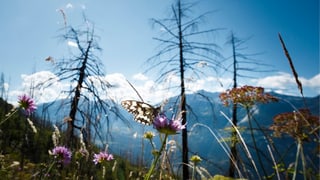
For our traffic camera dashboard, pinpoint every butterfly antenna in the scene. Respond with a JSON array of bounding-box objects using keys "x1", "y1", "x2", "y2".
[{"x1": 126, "y1": 79, "x2": 144, "y2": 102}]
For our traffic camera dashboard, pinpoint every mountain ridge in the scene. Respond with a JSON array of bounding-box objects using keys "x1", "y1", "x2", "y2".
[{"x1": 35, "y1": 90, "x2": 319, "y2": 176}]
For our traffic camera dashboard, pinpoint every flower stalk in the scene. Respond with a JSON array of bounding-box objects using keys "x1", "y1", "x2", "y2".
[
  {"x1": 144, "y1": 133, "x2": 168, "y2": 180},
  {"x1": 144, "y1": 113, "x2": 185, "y2": 179}
]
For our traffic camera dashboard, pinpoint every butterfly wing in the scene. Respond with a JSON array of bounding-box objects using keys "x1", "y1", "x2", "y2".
[{"x1": 121, "y1": 100, "x2": 160, "y2": 125}]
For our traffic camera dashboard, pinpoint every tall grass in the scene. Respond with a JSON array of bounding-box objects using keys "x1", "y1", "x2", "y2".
[{"x1": 277, "y1": 33, "x2": 319, "y2": 179}]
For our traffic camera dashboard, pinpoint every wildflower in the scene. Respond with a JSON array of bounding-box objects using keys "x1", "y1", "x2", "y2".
[
  {"x1": 17, "y1": 94, "x2": 37, "y2": 116},
  {"x1": 144, "y1": 113, "x2": 185, "y2": 180},
  {"x1": 270, "y1": 109, "x2": 319, "y2": 141},
  {"x1": 153, "y1": 114, "x2": 168, "y2": 129},
  {"x1": 50, "y1": 146, "x2": 72, "y2": 165},
  {"x1": 219, "y1": 86, "x2": 278, "y2": 108},
  {"x1": 144, "y1": 131, "x2": 155, "y2": 140},
  {"x1": 190, "y1": 155, "x2": 202, "y2": 165},
  {"x1": 169, "y1": 117, "x2": 186, "y2": 132},
  {"x1": 153, "y1": 114, "x2": 185, "y2": 135},
  {"x1": 93, "y1": 151, "x2": 114, "y2": 165}
]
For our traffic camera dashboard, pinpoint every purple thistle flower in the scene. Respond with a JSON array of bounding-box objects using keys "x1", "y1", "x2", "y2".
[
  {"x1": 153, "y1": 114, "x2": 185, "y2": 135},
  {"x1": 169, "y1": 118, "x2": 186, "y2": 131},
  {"x1": 93, "y1": 151, "x2": 114, "y2": 165},
  {"x1": 152, "y1": 114, "x2": 168, "y2": 129},
  {"x1": 18, "y1": 94, "x2": 37, "y2": 116},
  {"x1": 51, "y1": 146, "x2": 72, "y2": 165}
]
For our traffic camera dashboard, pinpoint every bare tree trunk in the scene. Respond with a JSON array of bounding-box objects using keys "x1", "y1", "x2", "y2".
[
  {"x1": 66, "y1": 41, "x2": 91, "y2": 148},
  {"x1": 148, "y1": 1, "x2": 221, "y2": 177},
  {"x1": 177, "y1": 1, "x2": 189, "y2": 178},
  {"x1": 229, "y1": 33, "x2": 238, "y2": 177}
]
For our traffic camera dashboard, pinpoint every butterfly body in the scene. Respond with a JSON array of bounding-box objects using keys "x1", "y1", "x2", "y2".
[{"x1": 121, "y1": 100, "x2": 161, "y2": 125}]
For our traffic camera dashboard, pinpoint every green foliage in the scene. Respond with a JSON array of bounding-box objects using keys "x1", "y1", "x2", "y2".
[
  {"x1": 0, "y1": 98, "x2": 53, "y2": 164},
  {"x1": 211, "y1": 174, "x2": 247, "y2": 180},
  {"x1": 0, "y1": 98, "x2": 151, "y2": 179}
]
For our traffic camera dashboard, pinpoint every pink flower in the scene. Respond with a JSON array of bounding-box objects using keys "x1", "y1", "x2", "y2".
[
  {"x1": 18, "y1": 94, "x2": 37, "y2": 116},
  {"x1": 169, "y1": 118, "x2": 186, "y2": 132},
  {"x1": 93, "y1": 151, "x2": 114, "y2": 165},
  {"x1": 153, "y1": 114, "x2": 185, "y2": 135},
  {"x1": 51, "y1": 146, "x2": 72, "y2": 165},
  {"x1": 152, "y1": 114, "x2": 168, "y2": 129}
]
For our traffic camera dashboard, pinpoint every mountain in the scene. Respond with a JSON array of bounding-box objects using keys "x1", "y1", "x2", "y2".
[
  {"x1": 36, "y1": 90, "x2": 319, "y2": 177},
  {"x1": 183, "y1": 91, "x2": 319, "y2": 176}
]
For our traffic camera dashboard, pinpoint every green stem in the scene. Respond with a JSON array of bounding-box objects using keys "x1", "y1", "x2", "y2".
[
  {"x1": 144, "y1": 133, "x2": 168, "y2": 180},
  {"x1": 191, "y1": 163, "x2": 196, "y2": 180},
  {"x1": 45, "y1": 161, "x2": 56, "y2": 178},
  {"x1": 149, "y1": 138, "x2": 156, "y2": 150},
  {"x1": 246, "y1": 107, "x2": 266, "y2": 179},
  {"x1": 293, "y1": 139, "x2": 307, "y2": 180},
  {"x1": 299, "y1": 141, "x2": 307, "y2": 180},
  {"x1": 292, "y1": 140, "x2": 301, "y2": 180}
]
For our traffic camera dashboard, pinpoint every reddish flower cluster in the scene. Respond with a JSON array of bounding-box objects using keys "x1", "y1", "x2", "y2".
[
  {"x1": 270, "y1": 109, "x2": 319, "y2": 141},
  {"x1": 219, "y1": 85, "x2": 278, "y2": 107}
]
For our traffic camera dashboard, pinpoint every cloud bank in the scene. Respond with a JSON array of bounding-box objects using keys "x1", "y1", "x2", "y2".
[
  {"x1": 6, "y1": 71, "x2": 320, "y2": 105},
  {"x1": 252, "y1": 72, "x2": 320, "y2": 96}
]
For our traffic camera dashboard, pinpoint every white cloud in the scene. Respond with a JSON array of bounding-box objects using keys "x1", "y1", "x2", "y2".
[
  {"x1": 66, "y1": 3, "x2": 73, "y2": 9},
  {"x1": 305, "y1": 74, "x2": 320, "y2": 88},
  {"x1": 102, "y1": 73, "x2": 134, "y2": 101},
  {"x1": 20, "y1": 71, "x2": 58, "y2": 87},
  {"x1": 185, "y1": 76, "x2": 231, "y2": 93},
  {"x1": 8, "y1": 71, "x2": 319, "y2": 105},
  {"x1": 251, "y1": 72, "x2": 320, "y2": 96},
  {"x1": 252, "y1": 72, "x2": 295, "y2": 92},
  {"x1": 159, "y1": 27, "x2": 167, "y2": 32},
  {"x1": 2, "y1": 82, "x2": 9, "y2": 92},
  {"x1": 106, "y1": 73, "x2": 175, "y2": 104},
  {"x1": 8, "y1": 71, "x2": 66, "y2": 105},
  {"x1": 133, "y1": 73, "x2": 148, "y2": 81},
  {"x1": 67, "y1": 41, "x2": 78, "y2": 48}
]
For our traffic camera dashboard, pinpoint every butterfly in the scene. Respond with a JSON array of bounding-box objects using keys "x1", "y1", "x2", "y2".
[{"x1": 121, "y1": 100, "x2": 161, "y2": 125}]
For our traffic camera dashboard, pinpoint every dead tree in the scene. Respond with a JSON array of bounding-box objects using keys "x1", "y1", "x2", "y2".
[
  {"x1": 225, "y1": 32, "x2": 273, "y2": 177},
  {"x1": 44, "y1": 20, "x2": 121, "y2": 149},
  {"x1": 147, "y1": 1, "x2": 222, "y2": 178}
]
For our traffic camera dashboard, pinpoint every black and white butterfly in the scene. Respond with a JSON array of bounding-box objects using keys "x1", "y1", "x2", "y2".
[{"x1": 121, "y1": 100, "x2": 161, "y2": 125}]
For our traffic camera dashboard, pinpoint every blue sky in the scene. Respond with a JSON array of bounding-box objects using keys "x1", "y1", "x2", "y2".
[{"x1": 0, "y1": 0, "x2": 319, "y2": 104}]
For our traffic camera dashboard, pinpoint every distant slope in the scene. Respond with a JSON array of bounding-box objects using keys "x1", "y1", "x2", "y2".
[{"x1": 36, "y1": 91, "x2": 319, "y2": 177}]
